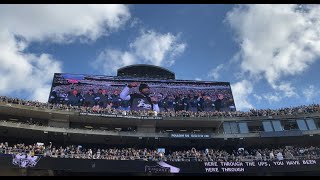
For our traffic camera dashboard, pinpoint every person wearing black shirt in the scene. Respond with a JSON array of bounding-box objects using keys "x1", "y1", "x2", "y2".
[
  {"x1": 182, "y1": 95, "x2": 191, "y2": 111},
  {"x1": 160, "y1": 96, "x2": 169, "y2": 112},
  {"x1": 111, "y1": 90, "x2": 122, "y2": 109},
  {"x1": 66, "y1": 90, "x2": 81, "y2": 106},
  {"x1": 214, "y1": 93, "x2": 225, "y2": 112},
  {"x1": 96, "y1": 89, "x2": 109, "y2": 108},
  {"x1": 83, "y1": 89, "x2": 96, "y2": 107},
  {"x1": 120, "y1": 82, "x2": 159, "y2": 112},
  {"x1": 197, "y1": 93, "x2": 205, "y2": 112}
]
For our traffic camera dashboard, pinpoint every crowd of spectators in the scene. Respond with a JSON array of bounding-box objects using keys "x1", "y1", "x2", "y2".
[
  {"x1": 49, "y1": 82, "x2": 235, "y2": 112},
  {"x1": 1, "y1": 96, "x2": 320, "y2": 118},
  {"x1": 1, "y1": 142, "x2": 320, "y2": 162}
]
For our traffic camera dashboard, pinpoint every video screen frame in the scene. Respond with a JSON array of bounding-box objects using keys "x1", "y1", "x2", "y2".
[{"x1": 48, "y1": 73, "x2": 236, "y2": 112}]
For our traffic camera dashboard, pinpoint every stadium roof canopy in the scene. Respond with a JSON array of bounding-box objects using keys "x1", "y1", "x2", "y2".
[{"x1": 117, "y1": 64, "x2": 175, "y2": 79}]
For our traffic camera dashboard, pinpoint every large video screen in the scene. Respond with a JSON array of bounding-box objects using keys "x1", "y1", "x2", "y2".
[{"x1": 49, "y1": 73, "x2": 236, "y2": 112}]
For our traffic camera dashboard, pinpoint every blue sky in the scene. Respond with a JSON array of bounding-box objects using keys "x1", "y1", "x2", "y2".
[{"x1": 1, "y1": 4, "x2": 320, "y2": 111}]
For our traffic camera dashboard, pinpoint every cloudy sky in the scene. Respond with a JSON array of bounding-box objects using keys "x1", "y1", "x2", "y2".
[{"x1": 1, "y1": 4, "x2": 320, "y2": 111}]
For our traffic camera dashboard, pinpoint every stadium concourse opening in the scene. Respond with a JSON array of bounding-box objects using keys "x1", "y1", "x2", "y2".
[{"x1": 117, "y1": 64, "x2": 175, "y2": 80}]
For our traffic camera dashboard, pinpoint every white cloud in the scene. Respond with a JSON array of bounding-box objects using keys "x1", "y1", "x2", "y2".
[
  {"x1": 93, "y1": 30, "x2": 186, "y2": 75},
  {"x1": 274, "y1": 82, "x2": 297, "y2": 98},
  {"x1": 129, "y1": 17, "x2": 143, "y2": 28},
  {"x1": 195, "y1": 78, "x2": 202, "y2": 81},
  {"x1": 303, "y1": 85, "x2": 318, "y2": 102},
  {"x1": 226, "y1": 4, "x2": 320, "y2": 96},
  {"x1": 263, "y1": 93, "x2": 282, "y2": 104},
  {"x1": 208, "y1": 64, "x2": 224, "y2": 80},
  {"x1": 0, "y1": 4, "x2": 131, "y2": 102},
  {"x1": 130, "y1": 30, "x2": 186, "y2": 66},
  {"x1": 0, "y1": 4, "x2": 130, "y2": 42},
  {"x1": 231, "y1": 80, "x2": 254, "y2": 111},
  {"x1": 253, "y1": 94, "x2": 262, "y2": 102},
  {"x1": 92, "y1": 49, "x2": 136, "y2": 75},
  {"x1": 0, "y1": 30, "x2": 62, "y2": 102}
]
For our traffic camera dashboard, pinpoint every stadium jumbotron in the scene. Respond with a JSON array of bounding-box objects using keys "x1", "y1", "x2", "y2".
[{"x1": 0, "y1": 64, "x2": 320, "y2": 176}]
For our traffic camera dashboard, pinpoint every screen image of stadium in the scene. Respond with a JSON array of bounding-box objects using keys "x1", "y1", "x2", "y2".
[{"x1": 48, "y1": 73, "x2": 236, "y2": 112}]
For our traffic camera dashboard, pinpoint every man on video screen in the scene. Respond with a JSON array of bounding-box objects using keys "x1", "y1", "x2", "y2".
[{"x1": 120, "y1": 82, "x2": 159, "y2": 112}]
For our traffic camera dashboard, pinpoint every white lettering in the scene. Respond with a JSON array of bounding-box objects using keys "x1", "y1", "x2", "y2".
[
  {"x1": 172, "y1": 134, "x2": 185, "y2": 138},
  {"x1": 303, "y1": 160, "x2": 317, "y2": 165},
  {"x1": 273, "y1": 161, "x2": 284, "y2": 166},
  {"x1": 204, "y1": 162, "x2": 218, "y2": 167},
  {"x1": 205, "y1": 168, "x2": 219, "y2": 172},
  {"x1": 220, "y1": 162, "x2": 243, "y2": 166},
  {"x1": 191, "y1": 134, "x2": 203, "y2": 138},
  {"x1": 245, "y1": 162, "x2": 256, "y2": 166},
  {"x1": 286, "y1": 161, "x2": 300, "y2": 165},
  {"x1": 258, "y1": 162, "x2": 269, "y2": 166},
  {"x1": 221, "y1": 168, "x2": 245, "y2": 172}
]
